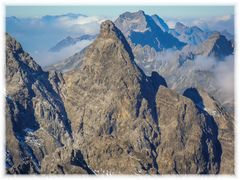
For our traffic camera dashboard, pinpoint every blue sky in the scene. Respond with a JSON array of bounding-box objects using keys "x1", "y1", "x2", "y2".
[{"x1": 6, "y1": 6, "x2": 234, "y2": 18}]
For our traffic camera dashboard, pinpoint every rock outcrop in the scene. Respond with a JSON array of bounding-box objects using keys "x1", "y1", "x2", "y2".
[
  {"x1": 183, "y1": 88, "x2": 234, "y2": 173},
  {"x1": 5, "y1": 33, "x2": 85, "y2": 174}
]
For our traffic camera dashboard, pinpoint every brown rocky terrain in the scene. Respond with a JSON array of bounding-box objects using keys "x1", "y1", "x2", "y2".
[
  {"x1": 5, "y1": 33, "x2": 87, "y2": 174},
  {"x1": 5, "y1": 20, "x2": 234, "y2": 174}
]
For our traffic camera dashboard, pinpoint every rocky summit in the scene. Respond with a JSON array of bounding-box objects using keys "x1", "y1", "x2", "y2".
[
  {"x1": 5, "y1": 20, "x2": 234, "y2": 174},
  {"x1": 181, "y1": 32, "x2": 234, "y2": 60},
  {"x1": 114, "y1": 11, "x2": 185, "y2": 51}
]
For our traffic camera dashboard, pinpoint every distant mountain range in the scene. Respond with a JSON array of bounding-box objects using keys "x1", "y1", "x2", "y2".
[
  {"x1": 47, "y1": 12, "x2": 234, "y2": 55},
  {"x1": 49, "y1": 34, "x2": 97, "y2": 52},
  {"x1": 41, "y1": 13, "x2": 87, "y2": 22},
  {"x1": 181, "y1": 31, "x2": 234, "y2": 60},
  {"x1": 6, "y1": 13, "x2": 87, "y2": 26},
  {"x1": 169, "y1": 22, "x2": 212, "y2": 45},
  {"x1": 47, "y1": 10, "x2": 234, "y2": 71}
]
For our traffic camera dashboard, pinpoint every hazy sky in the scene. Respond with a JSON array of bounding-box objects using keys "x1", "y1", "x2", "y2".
[{"x1": 6, "y1": 6, "x2": 234, "y2": 18}]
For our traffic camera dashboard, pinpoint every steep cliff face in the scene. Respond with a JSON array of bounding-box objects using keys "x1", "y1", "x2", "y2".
[
  {"x1": 5, "y1": 20, "x2": 234, "y2": 174},
  {"x1": 183, "y1": 88, "x2": 234, "y2": 173},
  {"x1": 156, "y1": 87, "x2": 223, "y2": 174},
  {"x1": 5, "y1": 33, "x2": 86, "y2": 174}
]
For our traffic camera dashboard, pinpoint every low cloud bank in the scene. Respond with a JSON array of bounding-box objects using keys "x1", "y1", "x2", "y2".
[
  {"x1": 214, "y1": 55, "x2": 234, "y2": 100},
  {"x1": 192, "y1": 55, "x2": 234, "y2": 99},
  {"x1": 33, "y1": 39, "x2": 93, "y2": 66},
  {"x1": 148, "y1": 49, "x2": 234, "y2": 104}
]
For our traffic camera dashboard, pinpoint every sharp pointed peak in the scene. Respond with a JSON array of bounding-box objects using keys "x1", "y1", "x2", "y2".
[
  {"x1": 136, "y1": 10, "x2": 145, "y2": 15},
  {"x1": 99, "y1": 20, "x2": 120, "y2": 38},
  {"x1": 98, "y1": 20, "x2": 134, "y2": 60},
  {"x1": 119, "y1": 10, "x2": 146, "y2": 19},
  {"x1": 175, "y1": 22, "x2": 187, "y2": 28}
]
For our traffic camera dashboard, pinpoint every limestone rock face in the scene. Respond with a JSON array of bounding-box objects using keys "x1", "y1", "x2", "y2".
[
  {"x1": 183, "y1": 88, "x2": 234, "y2": 174},
  {"x1": 156, "y1": 87, "x2": 222, "y2": 174},
  {"x1": 61, "y1": 20, "x2": 161, "y2": 174},
  {"x1": 40, "y1": 147, "x2": 94, "y2": 174},
  {"x1": 5, "y1": 33, "x2": 74, "y2": 174},
  {"x1": 5, "y1": 20, "x2": 234, "y2": 174}
]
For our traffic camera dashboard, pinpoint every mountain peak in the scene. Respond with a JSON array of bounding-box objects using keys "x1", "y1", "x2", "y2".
[
  {"x1": 208, "y1": 31, "x2": 221, "y2": 40},
  {"x1": 6, "y1": 33, "x2": 42, "y2": 72},
  {"x1": 170, "y1": 22, "x2": 210, "y2": 45},
  {"x1": 136, "y1": 10, "x2": 145, "y2": 15},
  {"x1": 98, "y1": 20, "x2": 134, "y2": 61},
  {"x1": 100, "y1": 20, "x2": 119, "y2": 38},
  {"x1": 151, "y1": 14, "x2": 169, "y2": 32},
  {"x1": 175, "y1": 22, "x2": 186, "y2": 28},
  {"x1": 207, "y1": 32, "x2": 233, "y2": 58},
  {"x1": 181, "y1": 30, "x2": 233, "y2": 59},
  {"x1": 6, "y1": 33, "x2": 23, "y2": 52},
  {"x1": 115, "y1": 11, "x2": 185, "y2": 51},
  {"x1": 66, "y1": 36, "x2": 73, "y2": 40},
  {"x1": 119, "y1": 10, "x2": 147, "y2": 20},
  {"x1": 175, "y1": 22, "x2": 188, "y2": 33}
]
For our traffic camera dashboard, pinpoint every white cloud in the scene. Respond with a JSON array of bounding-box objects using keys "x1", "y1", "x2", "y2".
[
  {"x1": 192, "y1": 55, "x2": 216, "y2": 71},
  {"x1": 152, "y1": 49, "x2": 234, "y2": 106},
  {"x1": 34, "y1": 39, "x2": 93, "y2": 66},
  {"x1": 165, "y1": 14, "x2": 234, "y2": 34},
  {"x1": 181, "y1": 55, "x2": 234, "y2": 102},
  {"x1": 214, "y1": 55, "x2": 234, "y2": 100},
  {"x1": 56, "y1": 16, "x2": 104, "y2": 27},
  {"x1": 54, "y1": 16, "x2": 107, "y2": 35}
]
